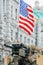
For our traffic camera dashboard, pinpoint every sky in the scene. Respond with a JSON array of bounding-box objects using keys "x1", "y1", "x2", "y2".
[{"x1": 23, "y1": 0, "x2": 43, "y2": 7}]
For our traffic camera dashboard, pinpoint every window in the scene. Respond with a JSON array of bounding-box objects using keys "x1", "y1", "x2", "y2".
[
  {"x1": 24, "y1": 37, "x2": 26, "y2": 43},
  {"x1": 6, "y1": 0, "x2": 9, "y2": 7},
  {"x1": 35, "y1": 39, "x2": 37, "y2": 46},
  {"x1": 41, "y1": 23, "x2": 43, "y2": 26},
  {"x1": 31, "y1": 40, "x2": 33, "y2": 43},
  {"x1": 27, "y1": 39, "x2": 30, "y2": 43},
  {"x1": 0, "y1": 30, "x2": 2, "y2": 34},
  {"x1": 0, "y1": 51, "x2": 3, "y2": 61},
  {"x1": 20, "y1": 34, "x2": 22, "y2": 42},
  {"x1": 15, "y1": 9, "x2": 17, "y2": 20},
  {"x1": 15, "y1": 0, "x2": 19, "y2": 3},
  {"x1": 15, "y1": 32, "x2": 18, "y2": 40},
  {"x1": 41, "y1": 24, "x2": 43, "y2": 32},
  {"x1": 11, "y1": 30, "x2": 13, "y2": 40},
  {"x1": 0, "y1": 26, "x2": 2, "y2": 30},
  {"x1": 11, "y1": 5, "x2": 13, "y2": 17},
  {"x1": 3, "y1": 0, "x2": 5, "y2": 13},
  {"x1": 0, "y1": 0, "x2": 2, "y2": 15}
]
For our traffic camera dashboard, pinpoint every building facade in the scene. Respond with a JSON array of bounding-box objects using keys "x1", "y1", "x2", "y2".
[
  {"x1": 0, "y1": 0, "x2": 36, "y2": 63},
  {"x1": 34, "y1": 1, "x2": 43, "y2": 50}
]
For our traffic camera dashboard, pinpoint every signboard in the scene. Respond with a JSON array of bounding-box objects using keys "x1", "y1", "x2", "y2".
[{"x1": 33, "y1": 8, "x2": 43, "y2": 19}]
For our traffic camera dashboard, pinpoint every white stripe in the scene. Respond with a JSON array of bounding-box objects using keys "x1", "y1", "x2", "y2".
[
  {"x1": 19, "y1": 18, "x2": 34, "y2": 29},
  {"x1": 27, "y1": 8, "x2": 33, "y2": 13},
  {"x1": 20, "y1": 14, "x2": 26, "y2": 19},
  {"x1": 19, "y1": 23, "x2": 32, "y2": 34},
  {"x1": 28, "y1": 15, "x2": 35, "y2": 21},
  {"x1": 27, "y1": 18, "x2": 34, "y2": 25},
  {"x1": 20, "y1": 15, "x2": 34, "y2": 23},
  {"x1": 27, "y1": 7, "x2": 33, "y2": 11},
  {"x1": 28, "y1": 11, "x2": 34, "y2": 16},
  {"x1": 20, "y1": 15, "x2": 34, "y2": 26}
]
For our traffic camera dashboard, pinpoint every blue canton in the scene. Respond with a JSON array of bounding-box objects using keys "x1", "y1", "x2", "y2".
[{"x1": 20, "y1": 0, "x2": 29, "y2": 17}]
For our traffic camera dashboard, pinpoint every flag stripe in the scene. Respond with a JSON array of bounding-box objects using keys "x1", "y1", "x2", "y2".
[
  {"x1": 29, "y1": 5, "x2": 32, "y2": 8},
  {"x1": 28, "y1": 15, "x2": 35, "y2": 21},
  {"x1": 27, "y1": 8, "x2": 33, "y2": 13},
  {"x1": 20, "y1": 15, "x2": 34, "y2": 24},
  {"x1": 19, "y1": 18, "x2": 33, "y2": 29},
  {"x1": 18, "y1": 0, "x2": 35, "y2": 35},
  {"x1": 27, "y1": 16, "x2": 34, "y2": 22},
  {"x1": 28, "y1": 11, "x2": 34, "y2": 17},
  {"x1": 19, "y1": 23, "x2": 32, "y2": 33},
  {"x1": 19, "y1": 21, "x2": 33, "y2": 32},
  {"x1": 19, "y1": 25, "x2": 31, "y2": 35},
  {"x1": 20, "y1": 16, "x2": 34, "y2": 27},
  {"x1": 29, "y1": 14, "x2": 34, "y2": 18}
]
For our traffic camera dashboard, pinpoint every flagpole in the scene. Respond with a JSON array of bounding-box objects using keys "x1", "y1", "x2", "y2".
[
  {"x1": 17, "y1": 12, "x2": 20, "y2": 43},
  {"x1": 17, "y1": 26, "x2": 19, "y2": 43},
  {"x1": 16, "y1": 0, "x2": 20, "y2": 43}
]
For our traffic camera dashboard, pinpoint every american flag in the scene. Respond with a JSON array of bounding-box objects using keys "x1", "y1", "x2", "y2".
[{"x1": 18, "y1": 0, "x2": 34, "y2": 35}]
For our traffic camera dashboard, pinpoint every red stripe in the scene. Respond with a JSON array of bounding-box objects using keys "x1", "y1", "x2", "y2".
[
  {"x1": 29, "y1": 14, "x2": 34, "y2": 18},
  {"x1": 19, "y1": 25, "x2": 31, "y2": 35},
  {"x1": 20, "y1": 16, "x2": 34, "y2": 27},
  {"x1": 19, "y1": 21, "x2": 33, "y2": 32},
  {"x1": 27, "y1": 16, "x2": 34, "y2": 22},
  {"x1": 27, "y1": 8, "x2": 33, "y2": 13},
  {"x1": 29, "y1": 5, "x2": 32, "y2": 8}
]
